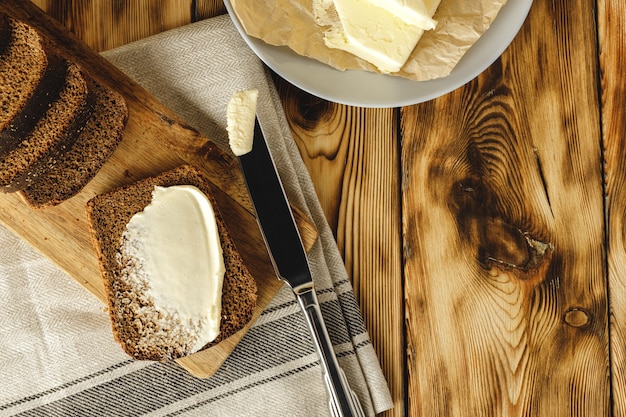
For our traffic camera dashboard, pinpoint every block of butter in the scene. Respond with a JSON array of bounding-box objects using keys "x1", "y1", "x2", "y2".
[
  {"x1": 315, "y1": 0, "x2": 441, "y2": 73},
  {"x1": 227, "y1": 89, "x2": 258, "y2": 156},
  {"x1": 374, "y1": 0, "x2": 440, "y2": 28}
]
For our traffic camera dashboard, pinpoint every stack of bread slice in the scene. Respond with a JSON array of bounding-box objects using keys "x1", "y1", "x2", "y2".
[
  {"x1": 2, "y1": 12, "x2": 257, "y2": 362},
  {"x1": 0, "y1": 12, "x2": 127, "y2": 208}
]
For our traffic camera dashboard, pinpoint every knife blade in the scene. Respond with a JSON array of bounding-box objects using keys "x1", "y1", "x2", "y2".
[{"x1": 237, "y1": 117, "x2": 365, "y2": 417}]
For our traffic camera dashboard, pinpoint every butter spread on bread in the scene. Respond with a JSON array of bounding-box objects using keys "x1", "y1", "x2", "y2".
[
  {"x1": 118, "y1": 185, "x2": 226, "y2": 352},
  {"x1": 227, "y1": 89, "x2": 258, "y2": 156},
  {"x1": 86, "y1": 166, "x2": 257, "y2": 361}
]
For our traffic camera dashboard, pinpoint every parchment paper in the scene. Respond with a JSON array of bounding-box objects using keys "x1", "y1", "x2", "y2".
[{"x1": 230, "y1": 0, "x2": 507, "y2": 81}]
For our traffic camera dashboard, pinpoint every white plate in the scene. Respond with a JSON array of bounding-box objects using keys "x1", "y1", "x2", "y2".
[{"x1": 223, "y1": 0, "x2": 533, "y2": 108}]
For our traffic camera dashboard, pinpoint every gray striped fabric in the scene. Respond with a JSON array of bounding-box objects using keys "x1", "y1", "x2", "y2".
[{"x1": 0, "y1": 14, "x2": 392, "y2": 417}]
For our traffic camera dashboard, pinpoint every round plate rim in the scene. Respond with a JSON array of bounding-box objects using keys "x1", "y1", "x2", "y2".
[{"x1": 223, "y1": 0, "x2": 533, "y2": 108}]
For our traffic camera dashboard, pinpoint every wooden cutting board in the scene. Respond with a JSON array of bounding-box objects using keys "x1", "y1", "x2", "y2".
[{"x1": 0, "y1": 0, "x2": 317, "y2": 378}]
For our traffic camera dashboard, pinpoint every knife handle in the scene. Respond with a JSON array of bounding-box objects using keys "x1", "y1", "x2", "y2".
[{"x1": 296, "y1": 286, "x2": 365, "y2": 417}]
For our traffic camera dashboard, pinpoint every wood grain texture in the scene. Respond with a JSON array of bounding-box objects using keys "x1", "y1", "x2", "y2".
[
  {"x1": 275, "y1": 80, "x2": 404, "y2": 417},
  {"x1": 194, "y1": 0, "x2": 226, "y2": 21},
  {"x1": 30, "y1": 0, "x2": 196, "y2": 51},
  {"x1": 401, "y1": 0, "x2": 609, "y2": 415},
  {"x1": 599, "y1": 0, "x2": 626, "y2": 414}
]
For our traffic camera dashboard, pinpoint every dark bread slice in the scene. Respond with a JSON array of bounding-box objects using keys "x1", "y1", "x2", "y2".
[
  {"x1": 21, "y1": 81, "x2": 128, "y2": 207},
  {"x1": 0, "y1": 14, "x2": 11, "y2": 55},
  {"x1": 0, "y1": 60, "x2": 91, "y2": 190},
  {"x1": 0, "y1": 13, "x2": 48, "y2": 132},
  {"x1": 85, "y1": 165, "x2": 257, "y2": 361}
]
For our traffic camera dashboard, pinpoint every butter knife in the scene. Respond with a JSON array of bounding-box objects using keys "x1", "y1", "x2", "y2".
[{"x1": 236, "y1": 117, "x2": 365, "y2": 417}]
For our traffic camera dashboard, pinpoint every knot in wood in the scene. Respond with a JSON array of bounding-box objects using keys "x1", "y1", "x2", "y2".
[
  {"x1": 291, "y1": 94, "x2": 333, "y2": 130},
  {"x1": 564, "y1": 308, "x2": 591, "y2": 328},
  {"x1": 450, "y1": 177, "x2": 551, "y2": 276}
]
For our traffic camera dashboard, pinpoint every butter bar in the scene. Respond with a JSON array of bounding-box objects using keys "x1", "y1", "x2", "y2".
[{"x1": 316, "y1": 0, "x2": 441, "y2": 73}]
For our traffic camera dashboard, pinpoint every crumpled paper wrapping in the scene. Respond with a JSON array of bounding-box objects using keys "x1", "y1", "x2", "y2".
[{"x1": 230, "y1": 0, "x2": 507, "y2": 81}]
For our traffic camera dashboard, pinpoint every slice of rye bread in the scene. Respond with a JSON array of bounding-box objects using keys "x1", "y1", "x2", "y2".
[
  {"x1": 0, "y1": 13, "x2": 48, "y2": 132},
  {"x1": 0, "y1": 14, "x2": 12, "y2": 55},
  {"x1": 85, "y1": 165, "x2": 258, "y2": 361},
  {"x1": 21, "y1": 81, "x2": 128, "y2": 208},
  {"x1": 0, "y1": 60, "x2": 93, "y2": 191}
]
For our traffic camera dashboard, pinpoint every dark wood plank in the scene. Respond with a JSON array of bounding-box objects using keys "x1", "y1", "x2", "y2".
[
  {"x1": 401, "y1": 0, "x2": 609, "y2": 415},
  {"x1": 30, "y1": 0, "x2": 195, "y2": 51}
]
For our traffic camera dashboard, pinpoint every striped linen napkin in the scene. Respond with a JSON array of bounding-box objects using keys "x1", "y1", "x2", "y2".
[{"x1": 0, "y1": 13, "x2": 393, "y2": 417}]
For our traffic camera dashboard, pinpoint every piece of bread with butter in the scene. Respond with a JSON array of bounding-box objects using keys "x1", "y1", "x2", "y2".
[{"x1": 85, "y1": 165, "x2": 257, "y2": 361}]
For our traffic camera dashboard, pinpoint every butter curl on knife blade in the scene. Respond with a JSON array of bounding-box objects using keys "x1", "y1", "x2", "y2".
[{"x1": 227, "y1": 90, "x2": 365, "y2": 417}]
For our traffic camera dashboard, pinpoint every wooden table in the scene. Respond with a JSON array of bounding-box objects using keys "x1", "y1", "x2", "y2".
[{"x1": 26, "y1": 0, "x2": 625, "y2": 415}]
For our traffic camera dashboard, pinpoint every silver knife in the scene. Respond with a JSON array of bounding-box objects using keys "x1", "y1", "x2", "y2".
[{"x1": 236, "y1": 117, "x2": 365, "y2": 417}]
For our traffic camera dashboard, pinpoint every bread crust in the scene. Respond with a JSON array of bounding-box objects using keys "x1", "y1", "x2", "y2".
[
  {"x1": 20, "y1": 81, "x2": 128, "y2": 207},
  {"x1": 0, "y1": 11, "x2": 127, "y2": 202},
  {"x1": 85, "y1": 165, "x2": 257, "y2": 361},
  {"x1": 0, "y1": 14, "x2": 48, "y2": 133},
  {"x1": 0, "y1": 60, "x2": 91, "y2": 190}
]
